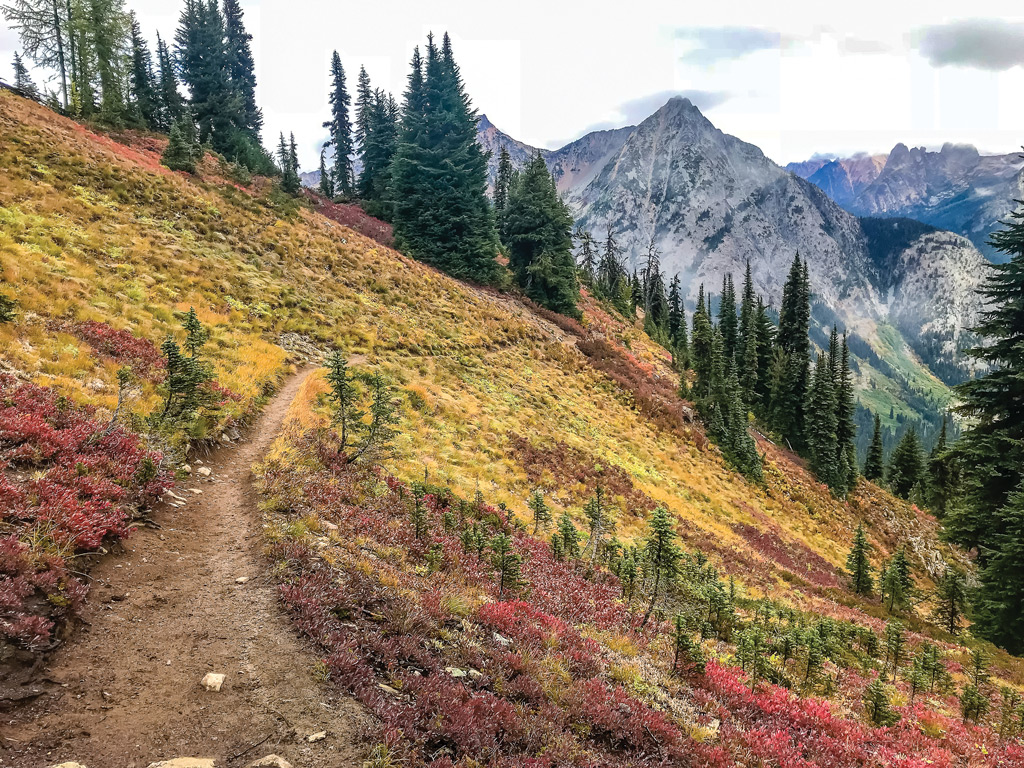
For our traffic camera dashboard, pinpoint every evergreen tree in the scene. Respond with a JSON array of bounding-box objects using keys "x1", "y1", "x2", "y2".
[
  {"x1": 277, "y1": 131, "x2": 300, "y2": 194},
  {"x1": 410, "y1": 487, "x2": 428, "y2": 539},
  {"x1": 946, "y1": 205, "x2": 1024, "y2": 599},
  {"x1": 222, "y1": 0, "x2": 260, "y2": 137},
  {"x1": 846, "y1": 523, "x2": 874, "y2": 595},
  {"x1": 154, "y1": 32, "x2": 182, "y2": 131},
  {"x1": 528, "y1": 488, "x2": 551, "y2": 534},
  {"x1": 353, "y1": 64, "x2": 372, "y2": 149},
  {"x1": 673, "y1": 615, "x2": 706, "y2": 674},
  {"x1": 490, "y1": 532, "x2": 523, "y2": 598},
  {"x1": 641, "y1": 241, "x2": 669, "y2": 333},
  {"x1": 175, "y1": 0, "x2": 238, "y2": 149},
  {"x1": 324, "y1": 350, "x2": 364, "y2": 454},
  {"x1": 737, "y1": 261, "x2": 758, "y2": 406},
  {"x1": 493, "y1": 145, "x2": 513, "y2": 225},
  {"x1": 690, "y1": 286, "x2": 714, "y2": 401},
  {"x1": 717, "y1": 273, "x2": 738, "y2": 362},
  {"x1": 575, "y1": 227, "x2": 598, "y2": 289},
  {"x1": 667, "y1": 274, "x2": 687, "y2": 362},
  {"x1": 350, "y1": 371, "x2": 401, "y2": 464},
  {"x1": 883, "y1": 620, "x2": 906, "y2": 681},
  {"x1": 888, "y1": 428, "x2": 924, "y2": 499},
  {"x1": 863, "y1": 414, "x2": 885, "y2": 481},
  {"x1": 806, "y1": 352, "x2": 840, "y2": 489},
  {"x1": 960, "y1": 649, "x2": 990, "y2": 724},
  {"x1": 879, "y1": 546, "x2": 913, "y2": 613},
  {"x1": 556, "y1": 512, "x2": 580, "y2": 558},
  {"x1": 931, "y1": 564, "x2": 968, "y2": 635},
  {"x1": 753, "y1": 298, "x2": 776, "y2": 409},
  {"x1": 0, "y1": 278, "x2": 17, "y2": 323},
  {"x1": 12, "y1": 50, "x2": 38, "y2": 97},
  {"x1": 927, "y1": 418, "x2": 958, "y2": 517},
  {"x1": 126, "y1": 15, "x2": 155, "y2": 127},
  {"x1": 863, "y1": 677, "x2": 900, "y2": 726},
  {"x1": 641, "y1": 506, "x2": 681, "y2": 626},
  {"x1": 503, "y1": 153, "x2": 580, "y2": 316},
  {"x1": 835, "y1": 333, "x2": 857, "y2": 493},
  {"x1": 772, "y1": 253, "x2": 810, "y2": 449},
  {"x1": 317, "y1": 145, "x2": 334, "y2": 199},
  {"x1": 161, "y1": 108, "x2": 200, "y2": 172},
  {"x1": 390, "y1": 33, "x2": 498, "y2": 283},
  {"x1": 323, "y1": 51, "x2": 353, "y2": 195},
  {"x1": 630, "y1": 269, "x2": 642, "y2": 313},
  {"x1": 973, "y1": 482, "x2": 1024, "y2": 653},
  {"x1": 2, "y1": 0, "x2": 70, "y2": 108}
]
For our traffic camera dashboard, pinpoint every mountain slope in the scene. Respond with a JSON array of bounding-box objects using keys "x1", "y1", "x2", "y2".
[
  {"x1": 791, "y1": 144, "x2": 1024, "y2": 262},
  {"x1": 3, "y1": 90, "x2": 1023, "y2": 768}
]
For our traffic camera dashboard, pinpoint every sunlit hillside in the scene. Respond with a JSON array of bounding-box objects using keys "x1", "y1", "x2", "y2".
[{"x1": 2, "y1": 91, "x2": 1022, "y2": 765}]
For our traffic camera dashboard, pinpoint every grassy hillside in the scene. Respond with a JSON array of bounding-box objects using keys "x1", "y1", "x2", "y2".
[{"x1": 2, "y1": 93, "x2": 1022, "y2": 764}]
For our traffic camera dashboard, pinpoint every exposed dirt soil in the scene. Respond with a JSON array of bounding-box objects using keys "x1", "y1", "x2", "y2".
[{"x1": 1, "y1": 369, "x2": 369, "y2": 768}]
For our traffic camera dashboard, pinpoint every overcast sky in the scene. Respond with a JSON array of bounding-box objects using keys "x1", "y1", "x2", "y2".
[{"x1": 3, "y1": 0, "x2": 1024, "y2": 170}]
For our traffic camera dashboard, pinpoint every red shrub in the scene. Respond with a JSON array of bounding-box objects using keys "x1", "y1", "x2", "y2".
[{"x1": 65, "y1": 320, "x2": 165, "y2": 379}]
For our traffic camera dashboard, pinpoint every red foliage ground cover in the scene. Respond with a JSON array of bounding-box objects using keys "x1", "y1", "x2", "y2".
[
  {"x1": 262, "y1": 430, "x2": 1024, "y2": 767},
  {"x1": 307, "y1": 192, "x2": 394, "y2": 247},
  {"x1": 63, "y1": 320, "x2": 166, "y2": 380},
  {"x1": 0, "y1": 375, "x2": 171, "y2": 649}
]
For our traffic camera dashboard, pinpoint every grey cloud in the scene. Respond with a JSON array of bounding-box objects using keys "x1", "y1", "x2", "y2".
[
  {"x1": 917, "y1": 19, "x2": 1024, "y2": 71},
  {"x1": 676, "y1": 27, "x2": 780, "y2": 66}
]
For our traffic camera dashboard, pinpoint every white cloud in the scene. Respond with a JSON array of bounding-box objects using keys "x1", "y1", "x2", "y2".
[{"x1": 916, "y1": 20, "x2": 1024, "y2": 71}]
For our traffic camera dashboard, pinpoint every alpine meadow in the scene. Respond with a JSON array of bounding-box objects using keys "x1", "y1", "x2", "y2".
[{"x1": 1, "y1": 2, "x2": 1024, "y2": 767}]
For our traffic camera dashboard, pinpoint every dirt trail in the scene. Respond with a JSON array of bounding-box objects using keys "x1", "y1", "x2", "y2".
[{"x1": 1, "y1": 369, "x2": 368, "y2": 768}]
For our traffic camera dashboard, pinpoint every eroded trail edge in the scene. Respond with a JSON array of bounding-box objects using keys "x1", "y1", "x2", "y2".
[{"x1": 2, "y1": 368, "x2": 366, "y2": 768}]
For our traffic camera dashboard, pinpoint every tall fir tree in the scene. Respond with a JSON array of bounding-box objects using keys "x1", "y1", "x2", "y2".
[
  {"x1": 717, "y1": 273, "x2": 738, "y2": 363},
  {"x1": 503, "y1": 153, "x2": 580, "y2": 317},
  {"x1": 973, "y1": 483, "x2": 1024, "y2": 653},
  {"x1": 154, "y1": 32, "x2": 182, "y2": 131},
  {"x1": 222, "y1": 0, "x2": 260, "y2": 137},
  {"x1": 753, "y1": 298, "x2": 776, "y2": 410},
  {"x1": 667, "y1": 274, "x2": 688, "y2": 367},
  {"x1": 493, "y1": 145, "x2": 513, "y2": 228},
  {"x1": 888, "y1": 428, "x2": 924, "y2": 499},
  {"x1": 175, "y1": 0, "x2": 238, "y2": 150},
  {"x1": 737, "y1": 261, "x2": 758, "y2": 406},
  {"x1": 11, "y1": 50, "x2": 38, "y2": 97},
  {"x1": 863, "y1": 414, "x2": 885, "y2": 481},
  {"x1": 317, "y1": 145, "x2": 334, "y2": 199},
  {"x1": 932, "y1": 564, "x2": 968, "y2": 635},
  {"x1": 835, "y1": 333, "x2": 857, "y2": 494},
  {"x1": 806, "y1": 352, "x2": 840, "y2": 490},
  {"x1": 927, "y1": 418, "x2": 958, "y2": 517},
  {"x1": 353, "y1": 64, "x2": 372, "y2": 149},
  {"x1": 846, "y1": 523, "x2": 874, "y2": 596},
  {"x1": 390, "y1": 33, "x2": 498, "y2": 283},
  {"x1": 126, "y1": 14, "x2": 155, "y2": 127},
  {"x1": 323, "y1": 51, "x2": 353, "y2": 195},
  {"x1": 772, "y1": 253, "x2": 810, "y2": 449},
  {"x1": 690, "y1": 286, "x2": 714, "y2": 402},
  {"x1": 575, "y1": 227, "x2": 597, "y2": 288}
]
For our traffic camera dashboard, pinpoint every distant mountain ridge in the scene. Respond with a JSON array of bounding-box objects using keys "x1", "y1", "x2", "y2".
[{"x1": 788, "y1": 144, "x2": 1024, "y2": 262}]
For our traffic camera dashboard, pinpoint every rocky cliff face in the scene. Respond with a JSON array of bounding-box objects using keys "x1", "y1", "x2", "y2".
[{"x1": 791, "y1": 143, "x2": 1024, "y2": 262}]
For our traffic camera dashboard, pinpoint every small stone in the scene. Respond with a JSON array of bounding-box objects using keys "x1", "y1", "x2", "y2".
[
  {"x1": 445, "y1": 667, "x2": 467, "y2": 678},
  {"x1": 247, "y1": 756, "x2": 292, "y2": 768},
  {"x1": 306, "y1": 731, "x2": 327, "y2": 742},
  {"x1": 197, "y1": 466, "x2": 212, "y2": 477},
  {"x1": 493, "y1": 632, "x2": 512, "y2": 646},
  {"x1": 49, "y1": 763, "x2": 89, "y2": 768},
  {"x1": 189, "y1": 488, "x2": 203, "y2": 495},
  {"x1": 467, "y1": 668, "x2": 483, "y2": 679},
  {"x1": 181, "y1": 464, "x2": 192, "y2": 475},
  {"x1": 235, "y1": 576, "x2": 249, "y2": 584},
  {"x1": 200, "y1": 672, "x2": 226, "y2": 692},
  {"x1": 146, "y1": 760, "x2": 216, "y2": 768},
  {"x1": 378, "y1": 683, "x2": 400, "y2": 696},
  {"x1": 322, "y1": 520, "x2": 338, "y2": 532}
]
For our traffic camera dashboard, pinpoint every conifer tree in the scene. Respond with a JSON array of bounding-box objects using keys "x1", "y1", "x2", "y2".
[
  {"x1": 154, "y1": 32, "x2": 182, "y2": 131},
  {"x1": 528, "y1": 489, "x2": 551, "y2": 534},
  {"x1": 324, "y1": 350, "x2": 363, "y2": 454},
  {"x1": 931, "y1": 564, "x2": 968, "y2": 635},
  {"x1": 960, "y1": 649, "x2": 990, "y2": 724},
  {"x1": 864, "y1": 414, "x2": 885, "y2": 481},
  {"x1": 737, "y1": 262, "x2": 758, "y2": 406},
  {"x1": 926, "y1": 418, "x2": 958, "y2": 517},
  {"x1": 630, "y1": 269, "x2": 642, "y2": 313},
  {"x1": 354, "y1": 64, "x2": 372, "y2": 149},
  {"x1": 753, "y1": 298, "x2": 775, "y2": 409},
  {"x1": 2, "y1": 0, "x2": 70, "y2": 108},
  {"x1": 575, "y1": 227, "x2": 597, "y2": 289},
  {"x1": 879, "y1": 546, "x2": 913, "y2": 613},
  {"x1": 318, "y1": 146, "x2": 334, "y2": 199},
  {"x1": 161, "y1": 109, "x2": 199, "y2": 172},
  {"x1": 672, "y1": 615, "x2": 706, "y2": 674},
  {"x1": 494, "y1": 145, "x2": 513, "y2": 222},
  {"x1": 806, "y1": 352, "x2": 840, "y2": 489},
  {"x1": 490, "y1": 532, "x2": 522, "y2": 598},
  {"x1": 277, "y1": 131, "x2": 300, "y2": 194},
  {"x1": 222, "y1": 0, "x2": 261, "y2": 138},
  {"x1": 863, "y1": 677, "x2": 900, "y2": 726},
  {"x1": 717, "y1": 273, "x2": 738, "y2": 362},
  {"x1": 556, "y1": 512, "x2": 580, "y2": 558},
  {"x1": 641, "y1": 241, "x2": 669, "y2": 334},
  {"x1": 772, "y1": 253, "x2": 810, "y2": 449},
  {"x1": 391, "y1": 34, "x2": 497, "y2": 281},
  {"x1": 667, "y1": 274, "x2": 687, "y2": 362},
  {"x1": 973, "y1": 482, "x2": 1024, "y2": 652},
  {"x1": 323, "y1": 51, "x2": 353, "y2": 195},
  {"x1": 690, "y1": 286, "x2": 714, "y2": 401},
  {"x1": 12, "y1": 50, "x2": 38, "y2": 97},
  {"x1": 619, "y1": 554, "x2": 638, "y2": 601},
  {"x1": 503, "y1": 153, "x2": 580, "y2": 316},
  {"x1": 883, "y1": 620, "x2": 905, "y2": 681},
  {"x1": 846, "y1": 523, "x2": 874, "y2": 596},
  {"x1": 946, "y1": 205, "x2": 1024, "y2": 618},
  {"x1": 835, "y1": 333, "x2": 857, "y2": 493},
  {"x1": 182, "y1": 306, "x2": 207, "y2": 357},
  {"x1": 641, "y1": 506, "x2": 681, "y2": 626},
  {"x1": 410, "y1": 487, "x2": 428, "y2": 539},
  {"x1": 0, "y1": 278, "x2": 17, "y2": 323},
  {"x1": 126, "y1": 15, "x2": 155, "y2": 127},
  {"x1": 888, "y1": 428, "x2": 924, "y2": 499},
  {"x1": 582, "y1": 485, "x2": 609, "y2": 561}
]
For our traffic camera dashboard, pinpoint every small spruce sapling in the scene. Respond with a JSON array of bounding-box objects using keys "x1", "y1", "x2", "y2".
[
  {"x1": 528, "y1": 489, "x2": 551, "y2": 534},
  {"x1": 846, "y1": 523, "x2": 874, "y2": 596},
  {"x1": 863, "y1": 677, "x2": 900, "y2": 726},
  {"x1": 490, "y1": 533, "x2": 523, "y2": 599}
]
